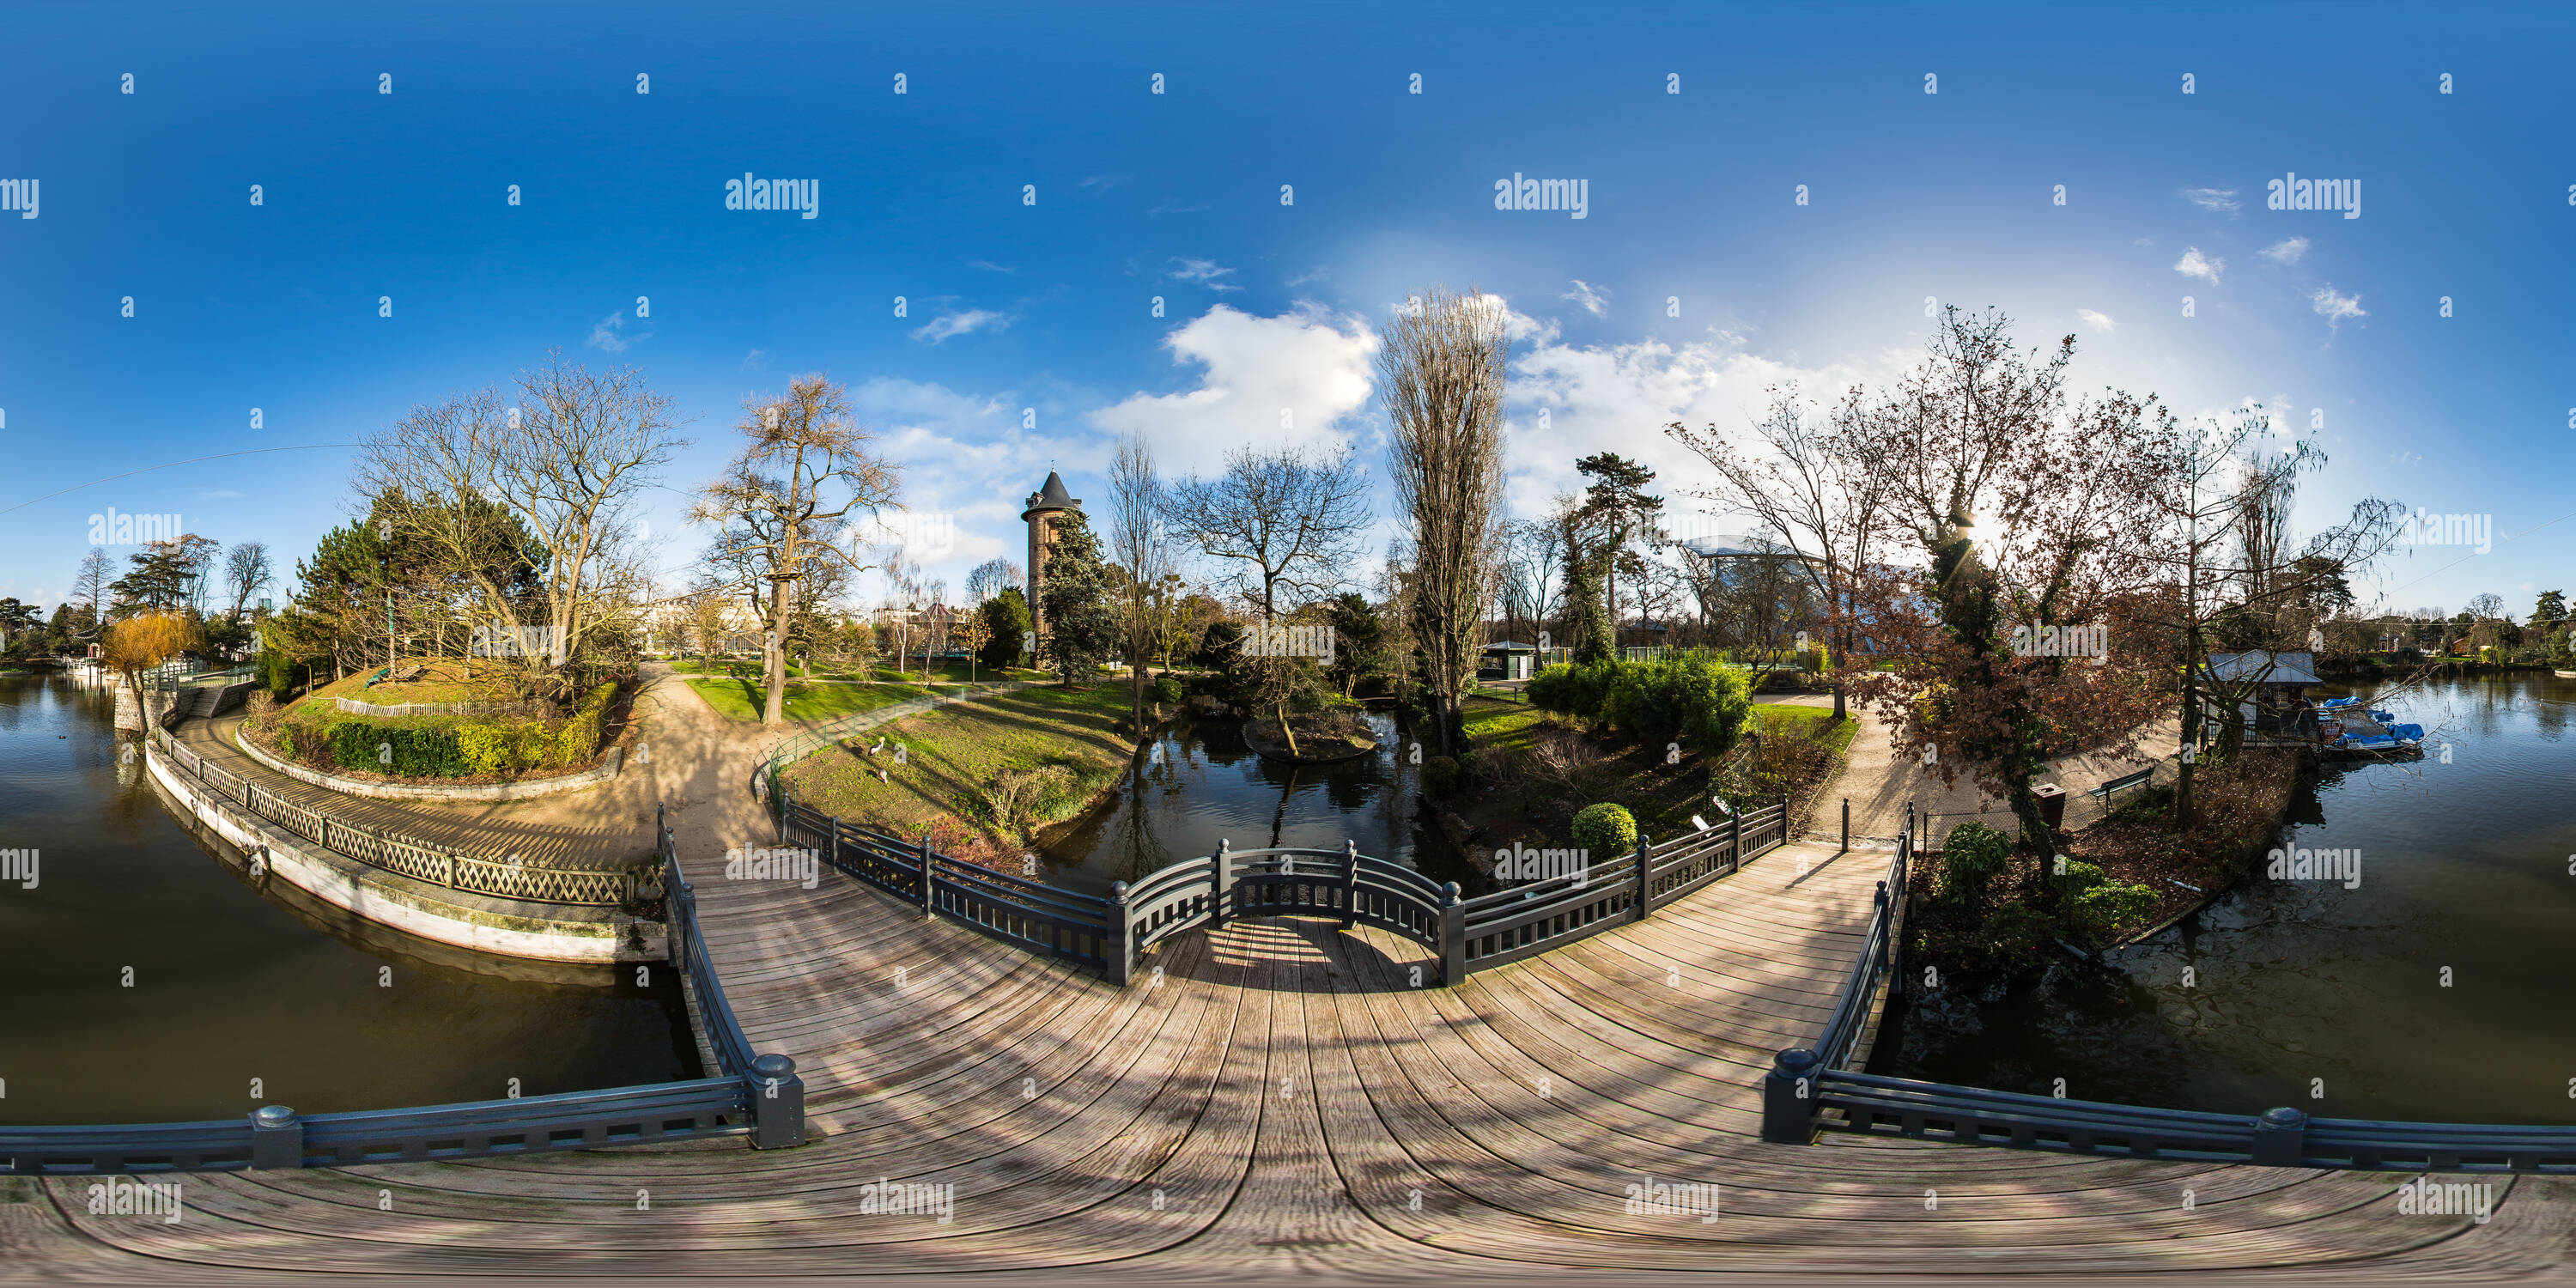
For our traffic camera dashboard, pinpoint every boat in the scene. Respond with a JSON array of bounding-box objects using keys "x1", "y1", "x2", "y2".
[{"x1": 2556, "y1": 669, "x2": 2576, "y2": 679}]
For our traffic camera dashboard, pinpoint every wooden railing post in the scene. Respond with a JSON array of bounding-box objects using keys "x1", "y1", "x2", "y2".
[
  {"x1": 1108, "y1": 880, "x2": 1133, "y2": 985},
  {"x1": 2251, "y1": 1106, "x2": 2308, "y2": 1167},
  {"x1": 1339, "y1": 840, "x2": 1359, "y2": 929},
  {"x1": 916, "y1": 834, "x2": 935, "y2": 919},
  {"x1": 1632, "y1": 835, "x2": 1653, "y2": 920},
  {"x1": 1778, "y1": 792, "x2": 1790, "y2": 847},
  {"x1": 748, "y1": 1053, "x2": 807, "y2": 1150},
  {"x1": 248, "y1": 1104, "x2": 303, "y2": 1170},
  {"x1": 1841, "y1": 797, "x2": 1850, "y2": 854},
  {"x1": 825, "y1": 818, "x2": 840, "y2": 874},
  {"x1": 1762, "y1": 1048, "x2": 1820, "y2": 1144},
  {"x1": 1211, "y1": 838, "x2": 1233, "y2": 928},
  {"x1": 1438, "y1": 882, "x2": 1465, "y2": 987},
  {"x1": 1728, "y1": 807, "x2": 1743, "y2": 874}
]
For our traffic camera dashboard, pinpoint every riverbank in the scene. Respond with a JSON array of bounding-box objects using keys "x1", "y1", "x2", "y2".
[{"x1": 773, "y1": 683, "x2": 1159, "y2": 867}]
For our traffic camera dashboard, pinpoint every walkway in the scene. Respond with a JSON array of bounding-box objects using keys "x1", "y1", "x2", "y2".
[
  {"x1": 22, "y1": 674, "x2": 2569, "y2": 1278},
  {"x1": 25, "y1": 826, "x2": 2559, "y2": 1278}
]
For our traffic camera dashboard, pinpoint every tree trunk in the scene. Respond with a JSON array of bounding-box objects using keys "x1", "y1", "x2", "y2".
[
  {"x1": 1277, "y1": 700, "x2": 1300, "y2": 757},
  {"x1": 762, "y1": 574, "x2": 793, "y2": 726}
]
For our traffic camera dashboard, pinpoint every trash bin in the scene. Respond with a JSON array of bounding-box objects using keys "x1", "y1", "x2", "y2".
[{"x1": 2034, "y1": 782, "x2": 2067, "y2": 829}]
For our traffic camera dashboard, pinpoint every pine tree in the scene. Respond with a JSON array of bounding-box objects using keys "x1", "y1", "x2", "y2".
[{"x1": 1038, "y1": 513, "x2": 1118, "y2": 685}]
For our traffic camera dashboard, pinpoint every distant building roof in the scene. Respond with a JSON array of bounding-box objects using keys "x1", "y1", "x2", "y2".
[
  {"x1": 1023, "y1": 471, "x2": 1081, "y2": 516},
  {"x1": 1482, "y1": 641, "x2": 1538, "y2": 653},
  {"x1": 1680, "y1": 533, "x2": 1799, "y2": 560},
  {"x1": 2206, "y1": 650, "x2": 2321, "y2": 684}
]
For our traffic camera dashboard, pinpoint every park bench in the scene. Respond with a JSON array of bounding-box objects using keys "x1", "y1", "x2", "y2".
[{"x1": 2087, "y1": 766, "x2": 2155, "y2": 803}]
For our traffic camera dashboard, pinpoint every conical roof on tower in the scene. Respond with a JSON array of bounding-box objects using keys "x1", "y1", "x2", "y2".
[{"x1": 1021, "y1": 471, "x2": 1081, "y2": 518}]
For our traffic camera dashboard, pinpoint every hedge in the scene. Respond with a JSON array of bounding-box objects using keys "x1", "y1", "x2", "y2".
[
  {"x1": 292, "y1": 680, "x2": 622, "y2": 779},
  {"x1": 1529, "y1": 657, "x2": 1752, "y2": 756}
]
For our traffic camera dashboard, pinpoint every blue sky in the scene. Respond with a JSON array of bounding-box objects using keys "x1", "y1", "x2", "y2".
[{"x1": 2, "y1": 1, "x2": 2569, "y2": 620}]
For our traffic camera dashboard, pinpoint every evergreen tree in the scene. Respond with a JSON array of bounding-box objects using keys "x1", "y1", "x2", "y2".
[
  {"x1": 1559, "y1": 513, "x2": 1613, "y2": 666},
  {"x1": 1037, "y1": 513, "x2": 1118, "y2": 686},
  {"x1": 978, "y1": 586, "x2": 1033, "y2": 671}
]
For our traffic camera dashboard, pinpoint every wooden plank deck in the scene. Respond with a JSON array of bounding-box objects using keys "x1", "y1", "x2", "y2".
[{"x1": 27, "y1": 836, "x2": 2565, "y2": 1279}]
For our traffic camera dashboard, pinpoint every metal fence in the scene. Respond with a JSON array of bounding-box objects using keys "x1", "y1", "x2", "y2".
[
  {"x1": 778, "y1": 792, "x2": 1796, "y2": 987},
  {"x1": 0, "y1": 802, "x2": 804, "y2": 1175},
  {"x1": 148, "y1": 726, "x2": 641, "y2": 906},
  {"x1": 1762, "y1": 802, "x2": 2576, "y2": 1172}
]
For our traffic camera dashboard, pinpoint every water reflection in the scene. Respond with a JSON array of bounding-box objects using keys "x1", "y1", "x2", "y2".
[
  {"x1": 1036, "y1": 709, "x2": 1487, "y2": 898},
  {"x1": 1874, "y1": 673, "x2": 2576, "y2": 1122},
  {"x1": 0, "y1": 675, "x2": 698, "y2": 1125}
]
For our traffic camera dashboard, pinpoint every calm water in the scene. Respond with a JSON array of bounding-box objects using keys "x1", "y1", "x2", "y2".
[
  {"x1": 1035, "y1": 710, "x2": 1490, "y2": 898},
  {"x1": 1873, "y1": 672, "x2": 2576, "y2": 1123},
  {"x1": 0, "y1": 675, "x2": 699, "y2": 1125}
]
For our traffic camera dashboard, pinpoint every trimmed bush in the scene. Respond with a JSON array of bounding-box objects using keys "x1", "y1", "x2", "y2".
[
  {"x1": 1528, "y1": 660, "x2": 1617, "y2": 720},
  {"x1": 1571, "y1": 802, "x2": 1638, "y2": 858},
  {"x1": 1154, "y1": 673, "x2": 1186, "y2": 703},
  {"x1": 326, "y1": 719, "x2": 465, "y2": 777},
  {"x1": 1599, "y1": 654, "x2": 1752, "y2": 756},
  {"x1": 1940, "y1": 822, "x2": 2012, "y2": 904},
  {"x1": 1421, "y1": 755, "x2": 1461, "y2": 793}
]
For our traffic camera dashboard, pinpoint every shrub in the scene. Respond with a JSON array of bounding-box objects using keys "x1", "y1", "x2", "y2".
[
  {"x1": 1599, "y1": 654, "x2": 1751, "y2": 755},
  {"x1": 455, "y1": 722, "x2": 524, "y2": 776},
  {"x1": 1528, "y1": 660, "x2": 1619, "y2": 720},
  {"x1": 1154, "y1": 673, "x2": 1185, "y2": 703},
  {"x1": 1940, "y1": 822, "x2": 2013, "y2": 904},
  {"x1": 1421, "y1": 755, "x2": 1461, "y2": 793},
  {"x1": 2071, "y1": 879, "x2": 2159, "y2": 940},
  {"x1": 1571, "y1": 802, "x2": 1638, "y2": 857},
  {"x1": 326, "y1": 719, "x2": 465, "y2": 777}
]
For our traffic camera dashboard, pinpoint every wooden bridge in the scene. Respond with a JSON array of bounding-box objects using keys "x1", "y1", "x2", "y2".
[{"x1": 21, "y1": 831, "x2": 2554, "y2": 1279}]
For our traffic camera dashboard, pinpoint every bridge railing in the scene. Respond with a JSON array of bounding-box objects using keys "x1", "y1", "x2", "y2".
[
  {"x1": 0, "y1": 801, "x2": 803, "y2": 1175},
  {"x1": 779, "y1": 792, "x2": 1797, "y2": 988},
  {"x1": 147, "y1": 725, "x2": 641, "y2": 906},
  {"x1": 1761, "y1": 801, "x2": 2576, "y2": 1172}
]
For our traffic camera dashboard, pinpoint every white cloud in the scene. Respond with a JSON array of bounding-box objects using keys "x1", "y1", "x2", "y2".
[
  {"x1": 740, "y1": 349, "x2": 769, "y2": 371},
  {"x1": 966, "y1": 259, "x2": 1016, "y2": 274},
  {"x1": 1563, "y1": 279, "x2": 1611, "y2": 317},
  {"x1": 2077, "y1": 309, "x2": 2116, "y2": 333},
  {"x1": 909, "y1": 309, "x2": 1012, "y2": 344},
  {"x1": 2173, "y1": 247, "x2": 2225, "y2": 285},
  {"x1": 2262, "y1": 237, "x2": 2310, "y2": 264},
  {"x1": 586, "y1": 310, "x2": 649, "y2": 353},
  {"x1": 2312, "y1": 286, "x2": 2366, "y2": 331},
  {"x1": 1503, "y1": 331, "x2": 1881, "y2": 532},
  {"x1": 1168, "y1": 258, "x2": 1242, "y2": 292},
  {"x1": 2181, "y1": 187, "x2": 2241, "y2": 214},
  {"x1": 1088, "y1": 303, "x2": 1379, "y2": 477}
]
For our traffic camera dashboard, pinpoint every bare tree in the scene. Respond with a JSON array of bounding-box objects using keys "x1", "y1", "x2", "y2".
[
  {"x1": 1107, "y1": 432, "x2": 1176, "y2": 731},
  {"x1": 1382, "y1": 286, "x2": 1510, "y2": 756},
  {"x1": 224, "y1": 542, "x2": 273, "y2": 620},
  {"x1": 1165, "y1": 444, "x2": 1371, "y2": 618},
  {"x1": 965, "y1": 557, "x2": 1024, "y2": 605},
  {"x1": 361, "y1": 352, "x2": 684, "y2": 702},
  {"x1": 690, "y1": 374, "x2": 900, "y2": 725},
  {"x1": 1670, "y1": 383, "x2": 1893, "y2": 719},
  {"x1": 1498, "y1": 519, "x2": 1564, "y2": 648},
  {"x1": 72, "y1": 548, "x2": 113, "y2": 638}
]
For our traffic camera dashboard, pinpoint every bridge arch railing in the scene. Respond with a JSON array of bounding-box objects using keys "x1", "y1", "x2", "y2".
[{"x1": 779, "y1": 791, "x2": 1795, "y2": 987}]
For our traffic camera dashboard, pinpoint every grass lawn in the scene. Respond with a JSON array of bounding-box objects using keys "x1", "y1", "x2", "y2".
[
  {"x1": 776, "y1": 683, "x2": 1138, "y2": 843},
  {"x1": 1446, "y1": 693, "x2": 1859, "y2": 849},
  {"x1": 685, "y1": 674, "x2": 936, "y2": 724},
  {"x1": 307, "y1": 658, "x2": 522, "y2": 707}
]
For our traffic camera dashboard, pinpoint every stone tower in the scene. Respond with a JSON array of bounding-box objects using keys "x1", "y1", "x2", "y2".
[{"x1": 1020, "y1": 471, "x2": 1082, "y2": 634}]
